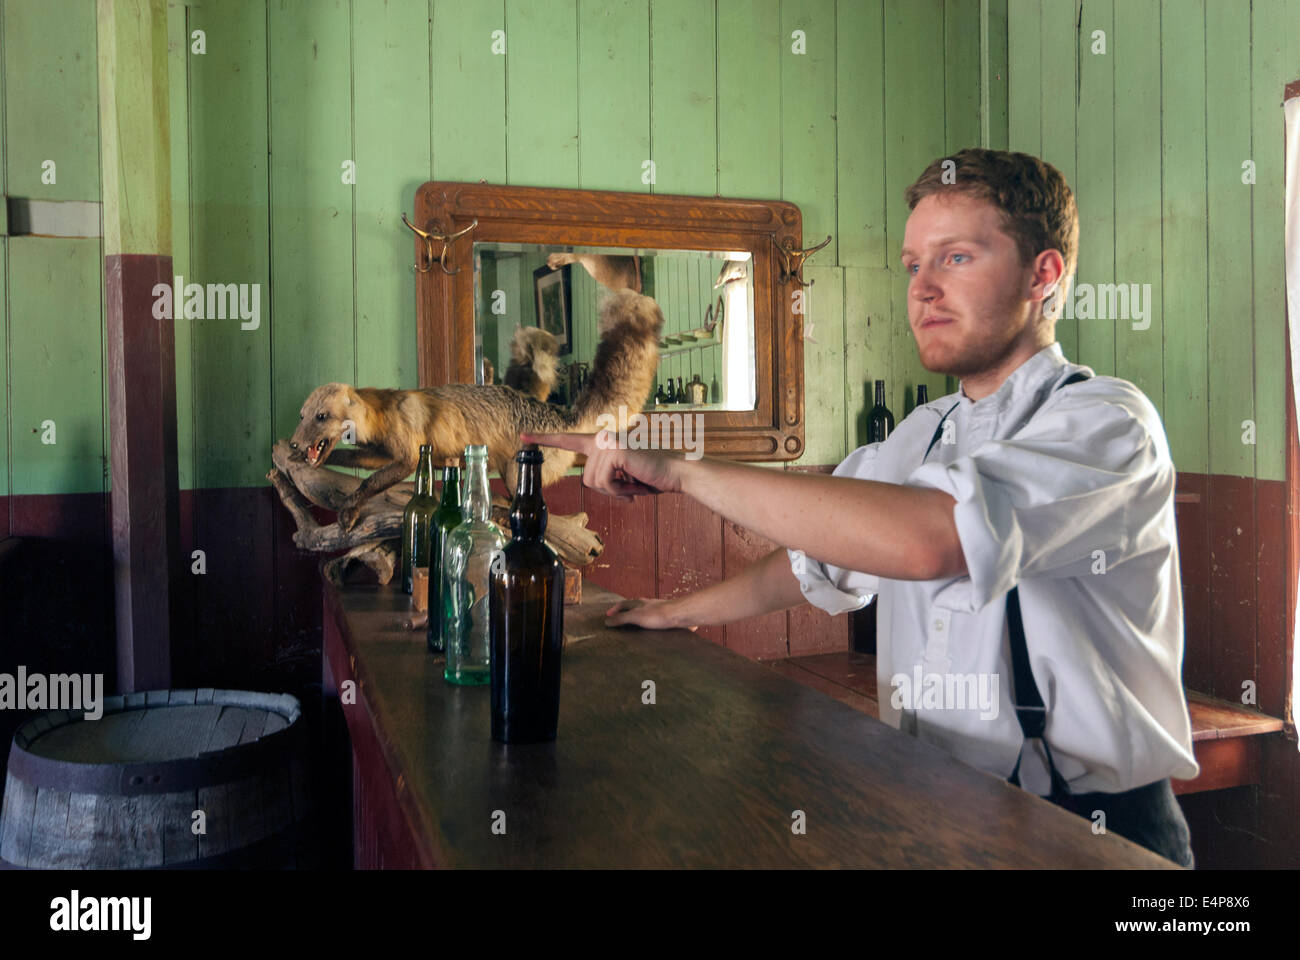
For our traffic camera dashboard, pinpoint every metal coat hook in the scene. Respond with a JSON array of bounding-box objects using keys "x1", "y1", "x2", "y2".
[
  {"x1": 402, "y1": 213, "x2": 478, "y2": 275},
  {"x1": 772, "y1": 234, "x2": 832, "y2": 287}
]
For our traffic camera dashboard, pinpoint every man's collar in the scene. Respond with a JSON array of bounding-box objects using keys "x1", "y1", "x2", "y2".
[{"x1": 957, "y1": 342, "x2": 1067, "y2": 407}]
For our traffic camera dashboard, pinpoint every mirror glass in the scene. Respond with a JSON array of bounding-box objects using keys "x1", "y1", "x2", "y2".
[{"x1": 471, "y1": 242, "x2": 756, "y2": 412}]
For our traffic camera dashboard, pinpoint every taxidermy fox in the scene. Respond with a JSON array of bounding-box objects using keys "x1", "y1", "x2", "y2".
[{"x1": 288, "y1": 289, "x2": 663, "y2": 532}]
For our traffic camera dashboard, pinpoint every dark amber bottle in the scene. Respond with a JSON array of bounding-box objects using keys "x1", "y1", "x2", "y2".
[{"x1": 489, "y1": 444, "x2": 565, "y2": 743}]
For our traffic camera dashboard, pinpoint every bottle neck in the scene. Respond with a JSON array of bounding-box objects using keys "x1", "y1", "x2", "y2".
[
  {"x1": 415, "y1": 450, "x2": 435, "y2": 495},
  {"x1": 874, "y1": 381, "x2": 886, "y2": 406},
  {"x1": 509, "y1": 457, "x2": 548, "y2": 540},
  {"x1": 439, "y1": 466, "x2": 461, "y2": 508},
  {"x1": 463, "y1": 458, "x2": 491, "y2": 522}
]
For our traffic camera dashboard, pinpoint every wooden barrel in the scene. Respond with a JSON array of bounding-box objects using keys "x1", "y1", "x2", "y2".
[{"x1": 0, "y1": 689, "x2": 312, "y2": 869}]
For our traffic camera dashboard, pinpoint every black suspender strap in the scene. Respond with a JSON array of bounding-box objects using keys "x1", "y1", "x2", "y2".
[
  {"x1": 922, "y1": 368, "x2": 1092, "y2": 795},
  {"x1": 923, "y1": 402, "x2": 962, "y2": 463}
]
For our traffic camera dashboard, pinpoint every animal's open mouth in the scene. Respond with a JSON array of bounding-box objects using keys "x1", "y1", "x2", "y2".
[{"x1": 305, "y1": 437, "x2": 334, "y2": 466}]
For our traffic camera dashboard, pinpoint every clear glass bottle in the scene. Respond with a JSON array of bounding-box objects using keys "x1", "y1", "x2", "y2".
[
  {"x1": 442, "y1": 444, "x2": 505, "y2": 686},
  {"x1": 400, "y1": 445, "x2": 438, "y2": 594}
]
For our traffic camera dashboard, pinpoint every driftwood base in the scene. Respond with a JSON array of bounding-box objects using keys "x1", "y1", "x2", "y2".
[{"x1": 268, "y1": 439, "x2": 604, "y2": 586}]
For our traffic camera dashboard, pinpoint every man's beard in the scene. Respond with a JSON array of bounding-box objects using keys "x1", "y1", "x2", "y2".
[{"x1": 915, "y1": 301, "x2": 1032, "y2": 378}]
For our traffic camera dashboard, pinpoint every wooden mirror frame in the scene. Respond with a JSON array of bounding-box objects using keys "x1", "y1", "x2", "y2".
[{"x1": 412, "y1": 181, "x2": 807, "y2": 461}]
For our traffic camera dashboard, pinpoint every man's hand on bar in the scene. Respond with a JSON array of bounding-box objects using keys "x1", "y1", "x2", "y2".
[
  {"x1": 603, "y1": 596, "x2": 699, "y2": 631},
  {"x1": 520, "y1": 430, "x2": 684, "y2": 502}
]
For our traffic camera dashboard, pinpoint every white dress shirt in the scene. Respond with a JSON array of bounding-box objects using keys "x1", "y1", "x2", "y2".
[{"x1": 789, "y1": 342, "x2": 1201, "y2": 795}]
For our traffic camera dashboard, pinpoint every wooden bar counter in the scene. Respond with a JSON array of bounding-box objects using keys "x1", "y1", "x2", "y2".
[{"x1": 323, "y1": 573, "x2": 1180, "y2": 869}]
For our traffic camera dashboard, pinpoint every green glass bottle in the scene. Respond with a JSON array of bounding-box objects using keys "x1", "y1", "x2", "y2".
[
  {"x1": 400, "y1": 445, "x2": 438, "y2": 594},
  {"x1": 426, "y1": 460, "x2": 463, "y2": 655},
  {"x1": 489, "y1": 443, "x2": 565, "y2": 743},
  {"x1": 442, "y1": 445, "x2": 504, "y2": 685}
]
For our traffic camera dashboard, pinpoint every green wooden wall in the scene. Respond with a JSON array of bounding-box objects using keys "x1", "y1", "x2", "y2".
[
  {"x1": 1002, "y1": 0, "x2": 1298, "y2": 481},
  {"x1": 2, "y1": 0, "x2": 1296, "y2": 500}
]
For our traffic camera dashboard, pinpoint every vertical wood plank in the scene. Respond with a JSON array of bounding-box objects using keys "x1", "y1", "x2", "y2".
[
  {"x1": 1208, "y1": 475, "x2": 1256, "y2": 701},
  {"x1": 1251, "y1": 0, "x2": 1289, "y2": 483},
  {"x1": 649, "y1": 0, "x2": 716, "y2": 196},
  {"x1": 353, "y1": 0, "x2": 431, "y2": 390},
  {"x1": 1255, "y1": 480, "x2": 1287, "y2": 716},
  {"x1": 268, "y1": 0, "x2": 355, "y2": 436},
  {"x1": 884, "y1": 0, "x2": 946, "y2": 421},
  {"x1": 1205, "y1": 0, "x2": 1254, "y2": 480},
  {"x1": 1005, "y1": 0, "x2": 1040, "y2": 156},
  {"x1": 1038, "y1": 0, "x2": 1077, "y2": 362},
  {"x1": 7, "y1": 239, "x2": 105, "y2": 495},
  {"x1": 721, "y1": 519, "x2": 788, "y2": 658},
  {"x1": 431, "y1": 0, "x2": 507, "y2": 183},
  {"x1": 719, "y1": 0, "x2": 782, "y2": 199},
  {"x1": 0, "y1": 773, "x2": 36, "y2": 866},
  {"x1": 787, "y1": 590, "x2": 849, "y2": 656},
  {"x1": 844, "y1": 266, "x2": 894, "y2": 451},
  {"x1": 577, "y1": 0, "x2": 651, "y2": 192},
  {"x1": 580, "y1": 484, "x2": 657, "y2": 599},
  {"x1": 1159, "y1": 0, "x2": 1209, "y2": 474},
  {"x1": 798, "y1": 264, "x2": 845, "y2": 466},
  {"x1": 836, "y1": 0, "x2": 885, "y2": 269},
  {"x1": 188, "y1": 0, "x2": 271, "y2": 489},
  {"x1": 1112, "y1": 0, "x2": 1163, "y2": 414},
  {"x1": 506, "y1": 0, "x2": 579, "y2": 186},
  {"x1": 168, "y1": 0, "x2": 195, "y2": 492},
  {"x1": 980, "y1": 0, "x2": 1009, "y2": 150},
  {"x1": 781, "y1": 0, "x2": 838, "y2": 265},
  {"x1": 1074, "y1": 0, "x2": 1115, "y2": 376},
  {"x1": 3, "y1": 0, "x2": 100, "y2": 200},
  {"x1": 655, "y1": 491, "x2": 724, "y2": 647},
  {"x1": 1175, "y1": 477, "x2": 1212, "y2": 692},
  {"x1": 0, "y1": 236, "x2": 8, "y2": 507},
  {"x1": 944, "y1": 0, "x2": 981, "y2": 154}
]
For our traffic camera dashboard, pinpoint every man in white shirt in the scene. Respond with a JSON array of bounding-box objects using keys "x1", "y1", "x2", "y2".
[{"x1": 524, "y1": 148, "x2": 1198, "y2": 868}]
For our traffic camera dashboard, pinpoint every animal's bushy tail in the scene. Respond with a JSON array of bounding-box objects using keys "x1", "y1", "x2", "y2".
[
  {"x1": 503, "y1": 327, "x2": 560, "y2": 402},
  {"x1": 569, "y1": 290, "x2": 663, "y2": 430}
]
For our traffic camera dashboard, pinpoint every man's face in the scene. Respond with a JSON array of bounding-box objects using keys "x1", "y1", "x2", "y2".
[{"x1": 900, "y1": 192, "x2": 1041, "y2": 380}]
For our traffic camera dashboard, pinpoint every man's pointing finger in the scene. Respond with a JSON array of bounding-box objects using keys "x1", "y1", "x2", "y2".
[{"x1": 519, "y1": 431, "x2": 598, "y2": 454}]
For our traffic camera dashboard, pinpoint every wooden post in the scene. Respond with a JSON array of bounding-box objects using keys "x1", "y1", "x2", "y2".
[{"x1": 97, "y1": 0, "x2": 177, "y2": 691}]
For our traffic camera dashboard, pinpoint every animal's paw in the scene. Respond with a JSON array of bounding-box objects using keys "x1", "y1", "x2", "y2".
[
  {"x1": 337, "y1": 502, "x2": 362, "y2": 532},
  {"x1": 546, "y1": 252, "x2": 577, "y2": 270}
]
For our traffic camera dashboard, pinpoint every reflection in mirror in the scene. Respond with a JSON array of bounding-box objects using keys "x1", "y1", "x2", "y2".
[{"x1": 472, "y1": 243, "x2": 756, "y2": 413}]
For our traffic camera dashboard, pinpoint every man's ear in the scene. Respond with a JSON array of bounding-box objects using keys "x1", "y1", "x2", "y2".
[{"x1": 1027, "y1": 250, "x2": 1067, "y2": 318}]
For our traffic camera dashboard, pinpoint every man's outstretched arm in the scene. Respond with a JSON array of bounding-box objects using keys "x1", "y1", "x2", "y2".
[
  {"x1": 597, "y1": 544, "x2": 815, "y2": 631},
  {"x1": 522, "y1": 430, "x2": 966, "y2": 584}
]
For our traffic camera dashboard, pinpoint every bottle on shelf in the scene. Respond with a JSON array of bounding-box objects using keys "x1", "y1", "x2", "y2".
[
  {"x1": 489, "y1": 443, "x2": 566, "y2": 743},
  {"x1": 710, "y1": 372, "x2": 719, "y2": 404},
  {"x1": 675, "y1": 376, "x2": 686, "y2": 404},
  {"x1": 868, "y1": 380, "x2": 895, "y2": 443},
  {"x1": 400, "y1": 445, "x2": 438, "y2": 594},
  {"x1": 426, "y1": 459, "x2": 464, "y2": 655},
  {"x1": 654, "y1": 382, "x2": 666, "y2": 406},
  {"x1": 442, "y1": 445, "x2": 505, "y2": 686}
]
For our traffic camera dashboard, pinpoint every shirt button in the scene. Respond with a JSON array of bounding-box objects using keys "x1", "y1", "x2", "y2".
[{"x1": 933, "y1": 619, "x2": 945, "y2": 631}]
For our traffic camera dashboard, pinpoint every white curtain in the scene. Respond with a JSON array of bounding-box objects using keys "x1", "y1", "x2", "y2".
[{"x1": 1285, "y1": 94, "x2": 1300, "y2": 747}]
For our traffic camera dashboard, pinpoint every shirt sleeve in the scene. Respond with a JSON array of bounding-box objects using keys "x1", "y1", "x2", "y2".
[
  {"x1": 787, "y1": 443, "x2": 882, "y2": 615},
  {"x1": 903, "y1": 387, "x2": 1170, "y2": 613}
]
